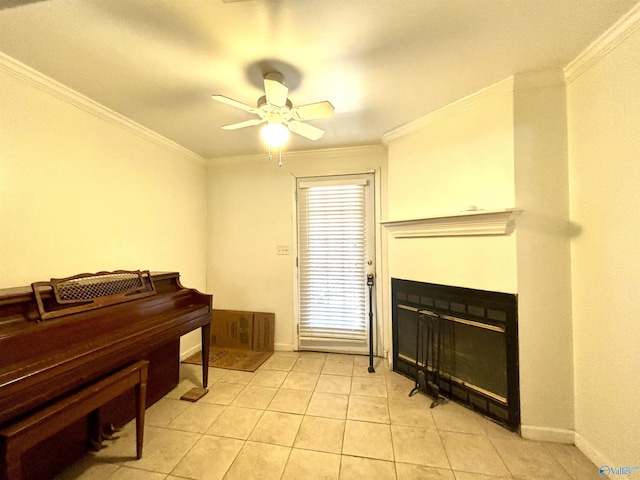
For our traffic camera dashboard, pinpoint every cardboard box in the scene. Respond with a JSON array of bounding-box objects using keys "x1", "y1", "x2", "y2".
[
  {"x1": 252, "y1": 312, "x2": 275, "y2": 352},
  {"x1": 211, "y1": 310, "x2": 253, "y2": 349},
  {"x1": 212, "y1": 310, "x2": 275, "y2": 352}
]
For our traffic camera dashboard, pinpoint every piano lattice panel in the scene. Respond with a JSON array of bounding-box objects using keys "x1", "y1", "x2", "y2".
[
  {"x1": 57, "y1": 273, "x2": 144, "y2": 301},
  {"x1": 31, "y1": 270, "x2": 156, "y2": 321}
]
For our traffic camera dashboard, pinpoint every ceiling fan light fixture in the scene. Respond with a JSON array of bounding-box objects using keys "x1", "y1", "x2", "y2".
[
  {"x1": 261, "y1": 123, "x2": 290, "y2": 147},
  {"x1": 212, "y1": 71, "x2": 333, "y2": 153}
]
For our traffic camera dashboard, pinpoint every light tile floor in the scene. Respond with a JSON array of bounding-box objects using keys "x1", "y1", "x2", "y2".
[{"x1": 55, "y1": 352, "x2": 602, "y2": 480}]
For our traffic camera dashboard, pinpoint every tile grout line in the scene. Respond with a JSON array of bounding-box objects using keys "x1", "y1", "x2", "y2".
[{"x1": 58, "y1": 355, "x2": 602, "y2": 479}]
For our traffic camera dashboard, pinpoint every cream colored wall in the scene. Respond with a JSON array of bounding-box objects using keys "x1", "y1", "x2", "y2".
[
  {"x1": 513, "y1": 71, "x2": 574, "y2": 440},
  {"x1": 566, "y1": 16, "x2": 640, "y2": 465},
  {"x1": 0, "y1": 57, "x2": 208, "y2": 355},
  {"x1": 207, "y1": 146, "x2": 386, "y2": 351},
  {"x1": 385, "y1": 79, "x2": 518, "y2": 293}
]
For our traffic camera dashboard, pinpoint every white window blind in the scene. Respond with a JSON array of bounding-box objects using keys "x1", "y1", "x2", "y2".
[{"x1": 297, "y1": 180, "x2": 368, "y2": 344}]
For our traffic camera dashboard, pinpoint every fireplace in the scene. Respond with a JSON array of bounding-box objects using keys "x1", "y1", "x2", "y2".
[{"x1": 392, "y1": 278, "x2": 520, "y2": 431}]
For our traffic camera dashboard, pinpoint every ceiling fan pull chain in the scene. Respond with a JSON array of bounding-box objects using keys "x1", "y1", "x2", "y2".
[
  {"x1": 267, "y1": 145, "x2": 272, "y2": 162},
  {"x1": 278, "y1": 149, "x2": 283, "y2": 167}
]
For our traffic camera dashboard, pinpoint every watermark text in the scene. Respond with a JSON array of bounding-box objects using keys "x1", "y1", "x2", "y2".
[{"x1": 600, "y1": 465, "x2": 640, "y2": 477}]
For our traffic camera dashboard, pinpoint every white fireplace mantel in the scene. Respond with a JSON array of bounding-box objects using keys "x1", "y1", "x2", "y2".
[{"x1": 380, "y1": 208, "x2": 523, "y2": 238}]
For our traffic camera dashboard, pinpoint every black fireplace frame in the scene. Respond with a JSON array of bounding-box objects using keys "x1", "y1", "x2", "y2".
[{"x1": 392, "y1": 278, "x2": 520, "y2": 431}]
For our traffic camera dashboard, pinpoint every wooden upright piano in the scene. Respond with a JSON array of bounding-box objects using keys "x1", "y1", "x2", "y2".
[{"x1": 0, "y1": 270, "x2": 212, "y2": 479}]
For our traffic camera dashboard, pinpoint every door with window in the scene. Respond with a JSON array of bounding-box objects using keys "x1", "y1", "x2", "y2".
[{"x1": 296, "y1": 173, "x2": 375, "y2": 354}]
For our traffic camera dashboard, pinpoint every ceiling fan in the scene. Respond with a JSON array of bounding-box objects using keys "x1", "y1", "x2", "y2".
[{"x1": 211, "y1": 72, "x2": 334, "y2": 146}]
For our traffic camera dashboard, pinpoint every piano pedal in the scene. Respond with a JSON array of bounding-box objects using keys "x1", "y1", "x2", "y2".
[
  {"x1": 104, "y1": 422, "x2": 122, "y2": 434},
  {"x1": 89, "y1": 438, "x2": 105, "y2": 452},
  {"x1": 102, "y1": 422, "x2": 122, "y2": 440}
]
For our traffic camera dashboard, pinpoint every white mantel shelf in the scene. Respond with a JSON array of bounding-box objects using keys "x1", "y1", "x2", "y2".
[{"x1": 380, "y1": 208, "x2": 523, "y2": 238}]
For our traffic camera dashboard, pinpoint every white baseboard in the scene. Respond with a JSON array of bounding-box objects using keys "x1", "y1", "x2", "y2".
[
  {"x1": 274, "y1": 343, "x2": 295, "y2": 352},
  {"x1": 179, "y1": 344, "x2": 202, "y2": 361},
  {"x1": 520, "y1": 425, "x2": 575, "y2": 444},
  {"x1": 520, "y1": 425, "x2": 613, "y2": 470},
  {"x1": 574, "y1": 432, "x2": 611, "y2": 470}
]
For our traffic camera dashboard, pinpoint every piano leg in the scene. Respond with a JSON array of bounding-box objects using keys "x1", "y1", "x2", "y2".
[
  {"x1": 201, "y1": 323, "x2": 211, "y2": 388},
  {"x1": 135, "y1": 365, "x2": 148, "y2": 459}
]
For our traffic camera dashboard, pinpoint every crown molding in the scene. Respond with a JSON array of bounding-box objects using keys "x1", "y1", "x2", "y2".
[
  {"x1": 564, "y1": 2, "x2": 640, "y2": 84},
  {"x1": 207, "y1": 143, "x2": 386, "y2": 167},
  {"x1": 382, "y1": 76, "x2": 514, "y2": 144},
  {"x1": 513, "y1": 69, "x2": 566, "y2": 90},
  {"x1": 0, "y1": 52, "x2": 204, "y2": 164}
]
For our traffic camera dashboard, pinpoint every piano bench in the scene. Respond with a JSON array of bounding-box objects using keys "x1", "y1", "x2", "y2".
[{"x1": 0, "y1": 360, "x2": 149, "y2": 480}]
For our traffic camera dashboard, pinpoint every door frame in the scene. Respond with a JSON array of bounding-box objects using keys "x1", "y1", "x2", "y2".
[{"x1": 291, "y1": 168, "x2": 383, "y2": 356}]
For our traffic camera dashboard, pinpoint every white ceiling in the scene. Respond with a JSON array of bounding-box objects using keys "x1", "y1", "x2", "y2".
[{"x1": 1, "y1": 0, "x2": 637, "y2": 159}]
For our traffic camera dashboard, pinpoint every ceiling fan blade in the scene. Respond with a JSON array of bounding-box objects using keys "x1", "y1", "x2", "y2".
[
  {"x1": 291, "y1": 101, "x2": 335, "y2": 121},
  {"x1": 264, "y1": 73, "x2": 289, "y2": 107},
  {"x1": 287, "y1": 120, "x2": 325, "y2": 141},
  {"x1": 221, "y1": 118, "x2": 265, "y2": 130},
  {"x1": 211, "y1": 94, "x2": 258, "y2": 114}
]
